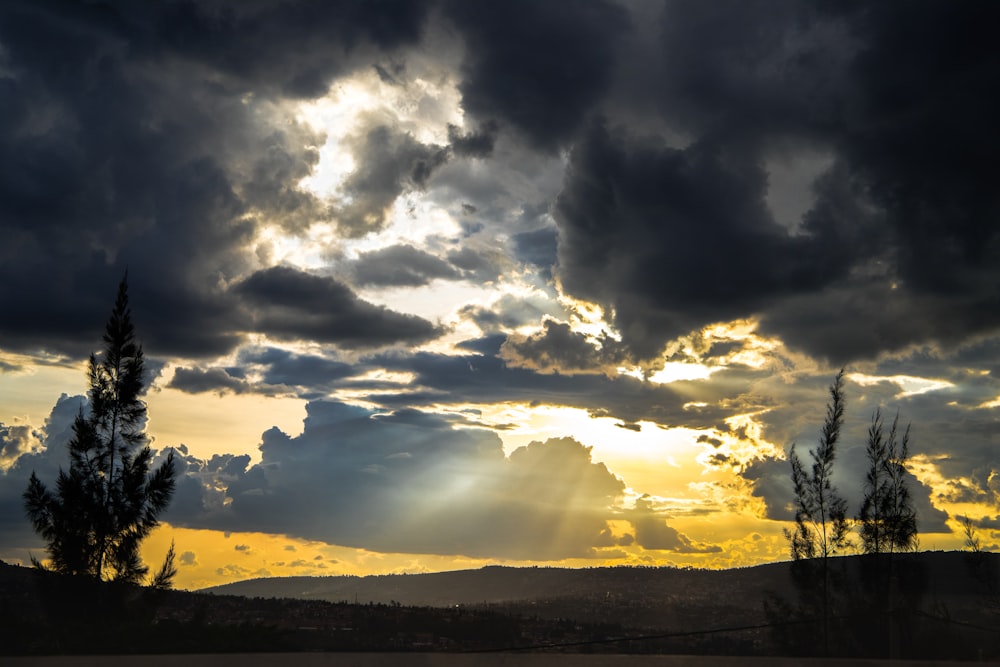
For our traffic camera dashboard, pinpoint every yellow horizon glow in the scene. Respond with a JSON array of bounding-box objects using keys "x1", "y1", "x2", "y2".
[{"x1": 135, "y1": 518, "x2": 798, "y2": 591}]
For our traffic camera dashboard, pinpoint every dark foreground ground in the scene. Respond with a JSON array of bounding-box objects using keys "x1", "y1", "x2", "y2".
[
  {"x1": 0, "y1": 655, "x2": 987, "y2": 667},
  {"x1": 4, "y1": 553, "x2": 998, "y2": 659},
  {"x1": 1, "y1": 654, "x2": 986, "y2": 667}
]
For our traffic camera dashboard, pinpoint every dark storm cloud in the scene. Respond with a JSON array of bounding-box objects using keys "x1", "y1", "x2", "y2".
[
  {"x1": 164, "y1": 401, "x2": 626, "y2": 559},
  {"x1": 234, "y1": 266, "x2": 443, "y2": 348},
  {"x1": 553, "y1": 1, "x2": 1000, "y2": 362},
  {"x1": 443, "y1": 0, "x2": 629, "y2": 152},
  {"x1": 447, "y1": 121, "x2": 498, "y2": 159},
  {"x1": 500, "y1": 319, "x2": 631, "y2": 375},
  {"x1": 168, "y1": 347, "x2": 400, "y2": 401},
  {"x1": 239, "y1": 346, "x2": 355, "y2": 392},
  {"x1": 168, "y1": 367, "x2": 255, "y2": 396},
  {"x1": 351, "y1": 244, "x2": 459, "y2": 287},
  {"x1": 554, "y1": 120, "x2": 849, "y2": 360},
  {"x1": 4, "y1": 0, "x2": 997, "y2": 367},
  {"x1": 0, "y1": 1, "x2": 430, "y2": 359},
  {"x1": 145, "y1": 0, "x2": 431, "y2": 98}
]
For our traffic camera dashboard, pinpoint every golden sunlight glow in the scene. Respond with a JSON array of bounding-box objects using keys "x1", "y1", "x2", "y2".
[
  {"x1": 648, "y1": 361, "x2": 717, "y2": 383},
  {"x1": 472, "y1": 403, "x2": 734, "y2": 505},
  {"x1": 141, "y1": 514, "x2": 794, "y2": 590},
  {"x1": 696, "y1": 319, "x2": 782, "y2": 368},
  {"x1": 0, "y1": 354, "x2": 86, "y2": 427},
  {"x1": 976, "y1": 396, "x2": 1000, "y2": 409},
  {"x1": 348, "y1": 193, "x2": 465, "y2": 253},
  {"x1": 904, "y1": 453, "x2": 991, "y2": 551},
  {"x1": 848, "y1": 372, "x2": 954, "y2": 398},
  {"x1": 254, "y1": 222, "x2": 342, "y2": 271},
  {"x1": 140, "y1": 525, "x2": 500, "y2": 590},
  {"x1": 722, "y1": 411, "x2": 784, "y2": 464},
  {"x1": 554, "y1": 294, "x2": 611, "y2": 339},
  {"x1": 146, "y1": 384, "x2": 306, "y2": 463},
  {"x1": 296, "y1": 79, "x2": 377, "y2": 197}
]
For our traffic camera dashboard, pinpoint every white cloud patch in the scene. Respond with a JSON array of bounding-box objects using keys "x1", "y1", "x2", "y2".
[
  {"x1": 848, "y1": 372, "x2": 955, "y2": 399},
  {"x1": 0, "y1": 421, "x2": 39, "y2": 471}
]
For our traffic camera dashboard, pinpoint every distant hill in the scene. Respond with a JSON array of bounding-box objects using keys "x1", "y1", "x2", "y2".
[
  {"x1": 200, "y1": 551, "x2": 1000, "y2": 633},
  {"x1": 203, "y1": 559, "x2": 790, "y2": 609}
]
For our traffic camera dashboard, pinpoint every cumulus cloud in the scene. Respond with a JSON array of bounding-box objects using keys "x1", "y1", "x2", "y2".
[
  {"x1": 0, "y1": 422, "x2": 39, "y2": 471},
  {"x1": 443, "y1": 0, "x2": 628, "y2": 151},
  {"x1": 551, "y1": 2, "x2": 1000, "y2": 362},
  {"x1": 628, "y1": 497, "x2": 721, "y2": 554},
  {"x1": 0, "y1": 394, "x2": 86, "y2": 550},
  {"x1": 164, "y1": 401, "x2": 626, "y2": 560}
]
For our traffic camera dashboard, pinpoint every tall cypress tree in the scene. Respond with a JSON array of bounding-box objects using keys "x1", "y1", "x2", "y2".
[
  {"x1": 24, "y1": 277, "x2": 177, "y2": 587},
  {"x1": 859, "y1": 408, "x2": 917, "y2": 554},
  {"x1": 786, "y1": 369, "x2": 852, "y2": 561}
]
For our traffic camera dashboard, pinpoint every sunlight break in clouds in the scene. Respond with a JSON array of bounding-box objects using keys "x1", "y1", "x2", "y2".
[{"x1": 848, "y1": 372, "x2": 955, "y2": 398}]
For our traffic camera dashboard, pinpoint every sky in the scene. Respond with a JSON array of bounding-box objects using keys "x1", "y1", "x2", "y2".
[{"x1": 0, "y1": 0, "x2": 998, "y2": 590}]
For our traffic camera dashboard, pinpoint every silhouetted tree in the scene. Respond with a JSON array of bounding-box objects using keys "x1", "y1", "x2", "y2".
[
  {"x1": 784, "y1": 368, "x2": 851, "y2": 655},
  {"x1": 858, "y1": 408, "x2": 917, "y2": 554},
  {"x1": 23, "y1": 277, "x2": 176, "y2": 588},
  {"x1": 961, "y1": 515, "x2": 983, "y2": 554},
  {"x1": 785, "y1": 369, "x2": 852, "y2": 561}
]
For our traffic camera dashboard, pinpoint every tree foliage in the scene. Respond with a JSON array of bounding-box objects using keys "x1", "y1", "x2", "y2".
[
  {"x1": 785, "y1": 368, "x2": 852, "y2": 561},
  {"x1": 858, "y1": 408, "x2": 917, "y2": 554},
  {"x1": 23, "y1": 277, "x2": 176, "y2": 587}
]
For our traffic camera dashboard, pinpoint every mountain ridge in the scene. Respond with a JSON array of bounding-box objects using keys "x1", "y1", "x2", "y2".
[{"x1": 197, "y1": 551, "x2": 999, "y2": 631}]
